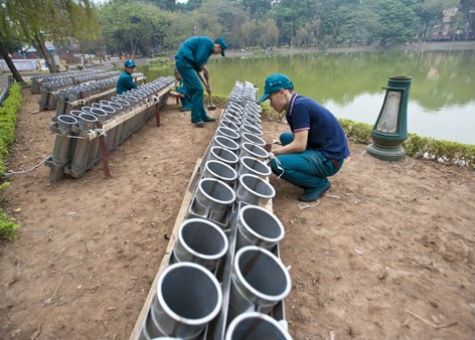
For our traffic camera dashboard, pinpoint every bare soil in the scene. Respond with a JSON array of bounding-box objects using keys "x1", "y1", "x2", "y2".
[{"x1": 1, "y1": 88, "x2": 474, "y2": 340}]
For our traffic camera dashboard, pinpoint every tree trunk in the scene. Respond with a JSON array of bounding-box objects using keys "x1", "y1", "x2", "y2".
[
  {"x1": 34, "y1": 33, "x2": 57, "y2": 73},
  {"x1": 0, "y1": 38, "x2": 24, "y2": 83}
]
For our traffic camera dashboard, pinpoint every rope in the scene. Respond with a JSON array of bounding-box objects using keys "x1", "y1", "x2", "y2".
[{"x1": 6, "y1": 156, "x2": 50, "y2": 176}]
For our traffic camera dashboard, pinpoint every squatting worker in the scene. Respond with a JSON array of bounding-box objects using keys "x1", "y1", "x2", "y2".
[
  {"x1": 175, "y1": 36, "x2": 228, "y2": 127},
  {"x1": 116, "y1": 59, "x2": 138, "y2": 94},
  {"x1": 258, "y1": 74, "x2": 350, "y2": 202}
]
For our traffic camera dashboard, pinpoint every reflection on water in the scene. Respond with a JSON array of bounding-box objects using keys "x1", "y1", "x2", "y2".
[{"x1": 142, "y1": 49, "x2": 475, "y2": 144}]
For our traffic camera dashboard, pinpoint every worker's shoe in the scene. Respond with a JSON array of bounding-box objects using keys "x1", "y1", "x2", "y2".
[
  {"x1": 203, "y1": 116, "x2": 216, "y2": 122},
  {"x1": 194, "y1": 121, "x2": 205, "y2": 128},
  {"x1": 298, "y1": 181, "x2": 331, "y2": 202}
]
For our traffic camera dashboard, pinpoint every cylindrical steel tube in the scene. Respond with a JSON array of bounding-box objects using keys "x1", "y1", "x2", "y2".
[
  {"x1": 236, "y1": 205, "x2": 285, "y2": 250},
  {"x1": 228, "y1": 246, "x2": 291, "y2": 322},
  {"x1": 150, "y1": 262, "x2": 222, "y2": 339},
  {"x1": 225, "y1": 312, "x2": 292, "y2": 340},
  {"x1": 172, "y1": 218, "x2": 229, "y2": 271}
]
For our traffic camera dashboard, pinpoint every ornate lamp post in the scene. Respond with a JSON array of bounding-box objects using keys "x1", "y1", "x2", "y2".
[{"x1": 367, "y1": 75, "x2": 412, "y2": 161}]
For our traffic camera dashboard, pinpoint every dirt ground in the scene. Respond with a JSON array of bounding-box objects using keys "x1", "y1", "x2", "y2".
[{"x1": 1, "y1": 88, "x2": 474, "y2": 340}]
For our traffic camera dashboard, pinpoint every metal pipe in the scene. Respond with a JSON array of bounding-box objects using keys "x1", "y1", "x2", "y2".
[
  {"x1": 237, "y1": 156, "x2": 271, "y2": 179},
  {"x1": 192, "y1": 178, "x2": 236, "y2": 223},
  {"x1": 208, "y1": 146, "x2": 239, "y2": 169},
  {"x1": 240, "y1": 142, "x2": 269, "y2": 161},
  {"x1": 150, "y1": 262, "x2": 222, "y2": 339},
  {"x1": 236, "y1": 174, "x2": 275, "y2": 206},
  {"x1": 225, "y1": 312, "x2": 292, "y2": 340},
  {"x1": 236, "y1": 205, "x2": 285, "y2": 250},
  {"x1": 203, "y1": 160, "x2": 238, "y2": 186},
  {"x1": 228, "y1": 246, "x2": 291, "y2": 323},
  {"x1": 172, "y1": 218, "x2": 229, "y2": 271}
]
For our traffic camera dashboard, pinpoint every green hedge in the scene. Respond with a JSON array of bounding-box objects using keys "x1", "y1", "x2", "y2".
[{"x1": 1, "y1": 82, "x2": 22, "y2": 240}]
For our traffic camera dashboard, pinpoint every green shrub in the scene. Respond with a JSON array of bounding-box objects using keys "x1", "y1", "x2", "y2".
[
  {"x1": 0, "y1": 211, "x2": 19, "y2": 240},
  {"x1": 0, "y1": 82, "x2": 22, "y2": 241}
]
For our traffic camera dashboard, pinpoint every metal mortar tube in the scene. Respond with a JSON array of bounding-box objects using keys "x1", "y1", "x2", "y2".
[
  {"x1": 237, "y1": 156, "x2": 271, "y2": 179},
  {"x1": 225, "y1": 312, "x2": 292, "y2": 340},
  {"x1": 55, "y1": 89, "x2": 69, "y2": 117},
  {"x1": 192, "y1": 178, "x2": 236, "y2": 223},
  {"x1": 240, "y1": 132, "x2": 265, "y2": 147},
  {"x1": 216, "y1": 126, "x2": 240, "y2": 143},
  {"x1": 172, "y1": 218, "x2": 229, "y2": 272},
  {"x1": 228, "y1": 246, "x2": 291, "y2": 323},
  {"x1": 236, "y1": 174, "x2": 275, "y2": 207},
  {"x1": 150, "y1": 262, "x2": 222, "y2": 339},
  {"x1": 86, "y1": 108, "x2": 108, "y2": 167},
  {"x1": 241, "y1": 123, "x2": 263, "y2": 137},
  {"x1": 203, "y1": 160, "x2": 238, "y2": 186},
  {"x1": 236, "y1": 205, "x2": 285, "y2": 250},
  {"x1": 48, "y1": 115, "x2": 79, "y2": 182},
  {"x1": 240, "y1": 142, "x2": 269, "y2": 162},
  {"x1": 209, "y1": 146, "x2": 239, "y2": 169},
  {"x1": 70, "y1": 113, "x2": 98, "y2": 178}
]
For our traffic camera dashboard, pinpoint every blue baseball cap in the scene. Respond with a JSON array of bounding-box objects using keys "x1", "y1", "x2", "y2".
[
  {"x1": 124, "y1": 59, "x2": 136, "y2": 68},
  {"x1": 257, "y1": 74, "x2": 294, "y2": 103},
  {"x1": 215, "y1": 38, "x2": 228, "y2": 56}
]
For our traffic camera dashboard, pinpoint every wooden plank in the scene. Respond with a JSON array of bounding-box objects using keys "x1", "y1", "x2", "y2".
[{"x1": 129, "y1": 159, "x2": 201, "y2": 340}]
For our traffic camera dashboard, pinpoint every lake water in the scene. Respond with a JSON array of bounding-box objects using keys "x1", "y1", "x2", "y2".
[{"x1": 144, "y1": 49, "x2": 475, "y2": 145}]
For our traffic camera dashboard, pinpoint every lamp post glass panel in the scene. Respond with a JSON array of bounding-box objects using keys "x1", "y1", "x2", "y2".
[{"x1": 367, "y1": 76, "x2": 412, "y2": 162}]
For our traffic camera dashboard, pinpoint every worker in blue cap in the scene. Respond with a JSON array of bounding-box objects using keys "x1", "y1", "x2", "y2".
[
  {"x1": 258, "y1": 73, "x2": 350, "y2": 202},
  {"x1": 116, "y1": 59, "x2": 138, "y2": 94},
  {"x1": 175, "y1": 36, "x2": 228, "y2": 127}
]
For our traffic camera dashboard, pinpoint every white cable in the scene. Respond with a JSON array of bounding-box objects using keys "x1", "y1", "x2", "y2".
[
  {"x1": 267, "y1": 152, "x2": 285, "y2": 179},
  {"x1": 6, "y1": 156, "x2": 50, "y2": 175}
]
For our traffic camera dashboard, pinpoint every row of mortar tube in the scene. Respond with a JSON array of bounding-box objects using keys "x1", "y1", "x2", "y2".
[
  {"x1": 38, "y1": 70, "x2": 125, "y2": 111},
  {"x1": 31, "y1": 69, "x2": 97, "y2": 94},
  {"x1": 45, "y1": 76, "x2": 174, "y2": 182},
  {"x1": 135, "y1": 81, "x2": 293, "y2": 340}
]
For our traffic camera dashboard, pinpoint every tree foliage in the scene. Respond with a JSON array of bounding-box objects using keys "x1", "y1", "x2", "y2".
[{"x1": 0, "y1": 0, "x2": 97, "y2": 74}]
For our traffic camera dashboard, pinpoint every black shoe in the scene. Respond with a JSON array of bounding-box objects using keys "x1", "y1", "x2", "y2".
[
  {"x1": 194, "y1": 121, "x2": 205, "y2": 127},
  {"x1": 204, "y1": 117, "x2": 216, "y2": 122}
]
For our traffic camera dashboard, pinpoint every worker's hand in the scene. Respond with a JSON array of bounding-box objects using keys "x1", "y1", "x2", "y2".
[{"x1": 264, "y1": 143, "x2": 272, "y2": 152}]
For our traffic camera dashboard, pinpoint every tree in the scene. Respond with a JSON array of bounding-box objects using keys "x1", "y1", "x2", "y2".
[
  {"x1": 1, "y1": 0, "x2": 97, "y2": 75},
  {"x1": 197, "y1": 0, "x2": 247, "y2": 47},
  {"x1": 371, "y1": 0, "x2": 419, "y2": 45},
  {"x1": 100, "y1": 1, "x2": 179, "y2": 56},
  {"x1": 240, "y1": 0, "x2": 272, "y2": 19},
  {"x1": 272, "y1": 0, "x2": 317, "y2": 45}
]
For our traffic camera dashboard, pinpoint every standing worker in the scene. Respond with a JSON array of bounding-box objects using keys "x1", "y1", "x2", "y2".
[
  {"x1": 258, "y1": 74, "x2": 350, "y2": 202},
  {"x1": 116, "y1": 59, "x2": 138, "y2": 95},
  {"x1": 175, "y1": 36, "x2": 228, "y2": 127}
]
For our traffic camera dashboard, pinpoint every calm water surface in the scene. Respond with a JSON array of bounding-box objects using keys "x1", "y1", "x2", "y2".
[{"x1": 144, "y1": 50, "x2": 475, "y2": 144}]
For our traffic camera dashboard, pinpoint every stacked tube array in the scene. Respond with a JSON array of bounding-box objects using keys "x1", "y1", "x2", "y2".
[
  {"x1": 45, "y1": 76, "x2": 174, "y2": 182},
  {"x1": 137, "y1": 81, "x2": 292, "y2": 340},
  {"x1": 38, "y1": 70, "x2": 138, "y2": 111}
]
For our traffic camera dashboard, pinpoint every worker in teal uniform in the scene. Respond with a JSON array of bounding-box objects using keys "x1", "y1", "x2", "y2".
[
  {"x1": 175, "y1": 36, "x2": 228, "y2": 127},
  {"x1": 169, "y1": 68, "x2": 192, "y2": 111},
  {"x1": 258, "y1": 74, "x2": 350, "y2": 202},
  {"x1": 116, "y1": 59, "x2": 138, "y2": 95}
]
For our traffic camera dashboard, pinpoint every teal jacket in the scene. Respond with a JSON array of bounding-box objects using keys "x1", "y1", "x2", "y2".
[
  {"x1": 175, "y1": 36, "x2": 214, "y2": 71},
  {"x1": 116, "y1": 71, "x2": 137, "y2": 94}
]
